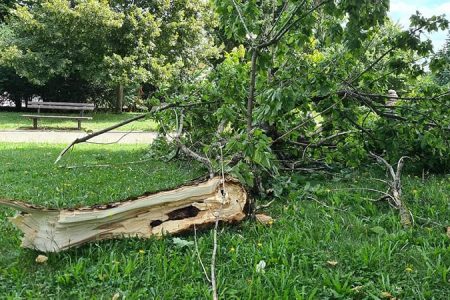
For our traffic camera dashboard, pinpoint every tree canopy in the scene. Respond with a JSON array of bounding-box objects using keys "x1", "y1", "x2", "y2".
[{"x1": 0, "y1": 0, "x2": 216, "y2": 110}]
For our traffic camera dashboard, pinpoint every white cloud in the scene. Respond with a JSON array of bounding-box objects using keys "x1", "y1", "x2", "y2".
[{"x1": 389, "y1": 0, "x2": 450, "y2": 51}]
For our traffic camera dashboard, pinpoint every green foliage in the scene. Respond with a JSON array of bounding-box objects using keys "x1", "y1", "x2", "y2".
[
  {"x1": 1, "y1": 0, "x2": 448, "y2": 181},
  {"x1": 152, "y1": 1, "x2": 449, "y2": 186},
  {"x1": 433, "y1": 33, "x2": 450, "y2": 85},
  {"x1": 0, "y1": 0, "x2": 216, "y2": 107},
  {"x1": 0, "y1": 143, "x2": 204, "y2": 207}
]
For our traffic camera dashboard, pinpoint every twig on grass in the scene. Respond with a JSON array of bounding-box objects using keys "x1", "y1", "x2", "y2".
[
  {"x1": 194, "y1": 225, "x2": 211, "y2": 283},
  {"x1": 256, "y1": 199, "x2": 275, "y2": 211},
  {"x1": 369, "y1": 152, "x2": 413, "y2": 227},
  {"x1": 306, "y1": 195, "x2": 348, "y2": 212},
  {"x1": 211, "y1": 146, "x2": 227, "y2": 300},
  {"x1": 211, "y1": 209, "x2": 220, "y2": 300}
]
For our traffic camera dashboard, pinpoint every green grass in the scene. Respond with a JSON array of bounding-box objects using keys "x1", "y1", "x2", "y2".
[
  {"x1": 0, "y1": 143, "x2": 449, "y2": 299},
  {"x1": 0, "y1": 143, "x2": 204, "y2": 208},
  {"x1": 0, "y1": 112, "x2": 157, "y2": 131}
]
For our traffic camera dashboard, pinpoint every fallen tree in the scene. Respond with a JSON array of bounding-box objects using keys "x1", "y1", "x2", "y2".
[{"x1": 0, "y1": 177, "x2": 247, "y2": 252}]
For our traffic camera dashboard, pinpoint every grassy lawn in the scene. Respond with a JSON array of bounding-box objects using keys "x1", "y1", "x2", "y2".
[
  {"x1": 0, "y1": 143, "x2": 449, "y2": 298},
  {"x1": 0, "y1": 111, "x2": 157, "y2": 131}
]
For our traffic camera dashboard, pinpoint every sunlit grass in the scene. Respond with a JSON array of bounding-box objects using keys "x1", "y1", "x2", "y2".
[{"x1": 0, "y1": 112, "x2": 157, "y2": 131}]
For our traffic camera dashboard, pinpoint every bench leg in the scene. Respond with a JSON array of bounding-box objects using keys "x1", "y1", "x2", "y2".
[
  {"x1": 78, "y1": 120, "x2": 81, "y2": 130},
  {"x1": 33, "y1": 118, "x2": 37, "y2": 129}
]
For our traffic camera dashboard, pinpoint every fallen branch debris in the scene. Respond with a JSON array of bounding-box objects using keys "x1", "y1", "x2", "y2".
[
  {"x1": 55, "y1": 100, "x2": 218, "y2": 164},
  {"x1": 55, "y1": 114, "x2": 146, "y2": 163},
  {"x1": 370, "y1": 152, "x2": 412, "y2": 227}
]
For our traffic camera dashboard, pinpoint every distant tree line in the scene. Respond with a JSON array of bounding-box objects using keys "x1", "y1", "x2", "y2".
[{"x1": 0, "y1": 0, "x2": 217, "y2": 112}]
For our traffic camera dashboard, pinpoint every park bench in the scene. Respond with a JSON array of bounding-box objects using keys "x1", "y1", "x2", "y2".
[{"x1": 22, "y1": 101, "x2": 95, "y2": 130}]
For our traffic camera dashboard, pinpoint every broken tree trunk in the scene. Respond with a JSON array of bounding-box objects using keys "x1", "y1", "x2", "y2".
[{"x1": 0, "y1": 177, "x2": 247, "y2": 252}]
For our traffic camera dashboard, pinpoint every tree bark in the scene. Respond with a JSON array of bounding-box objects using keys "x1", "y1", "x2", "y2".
[
  {"x1": 0, "y1": 177, "x2": 247, "y2": 252},
  {"x1": 14, "y1": 98, "x2": 22, "y2": 112},
  {"x1": 247, "y1": 49, "x2": 258, "y2": 135},
  {"x1": 116, "y1": 83, "x2": 124, "y2": 113}
]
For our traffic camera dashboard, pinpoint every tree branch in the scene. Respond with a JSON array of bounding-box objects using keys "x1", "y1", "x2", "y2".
[
  {"x1": 258, "y1": 0, "x2": 328, "y2": 49},
  {"x1": 247, "y1": 49, "x2": 259, "y2": 135},
  {"x1": 55, "y1": 114, "x2": 146, "y2": 164},
  {"x1": 55, "y1": 101, "x2": 216, "y2": 164},
  {"x1": 273, "y1": 102, "x2": 338, "y2": 143}
]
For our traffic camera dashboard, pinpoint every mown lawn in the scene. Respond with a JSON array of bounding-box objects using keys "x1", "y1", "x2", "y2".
[
  {"x1": 0, "y1": 112, "x2": 157, "y2": 131},
  {"x1": 0, "y1": 143, "x2": 449, "y2": 299}
]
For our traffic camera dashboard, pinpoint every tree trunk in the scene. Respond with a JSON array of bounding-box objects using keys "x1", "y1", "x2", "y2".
[
  {"x1": 14, "y1": 98, "x2": 22, "y2": 112},
  {"x1": 0, "y1": 177, "x2": 247, "y2": 252},
  {"x1": 115, "y1": 84, "x2": 124, "y2": 113}
]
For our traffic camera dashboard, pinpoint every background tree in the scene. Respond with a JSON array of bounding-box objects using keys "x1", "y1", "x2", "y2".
[
  {"x1": 433, "y1": 34, "x2": 450, "y2": 85},
  {"x1": 0, "y1": 0, "x2": 216, "y2": 112}
]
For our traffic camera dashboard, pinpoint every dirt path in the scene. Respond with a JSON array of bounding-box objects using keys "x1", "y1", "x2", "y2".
[{"x1": 0, "y1": 130, "x2": 158, "y2": 144}]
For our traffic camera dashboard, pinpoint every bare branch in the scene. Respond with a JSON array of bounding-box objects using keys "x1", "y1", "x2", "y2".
[
  {"x1": 54, "y1": 100, "x2": 217, "y2": 164},
  {"x1": 369, "y1": 152, "x2": 413, "y2": 227},
  {"x1": 265, "y1": 1, "x2": 289, "y2": 38},
  {"x1": 211, "y1": 210, "x2": 219, "y2": 300},
  {"x1": 354, "y1": 90, "x2": 450, "y2": 102},
  {"x1": 194, "y1": 225, "x2": 211, "y2": 283},
  {"x1": 273, "y1": 103, "x2": 338, "y2": 143},
  {"x1": 171, "y1": 111, "x2": 214, "y2": 178},
  {"x1": 369, "y1": 152, "x2": 396, "y2": 180},
  {"x1": 55, "y1": 114, "x2": 146, "y2": 164},
  {"x1": 259, "y1": 0, "x2": 328, "y2": 49},
  {"x1": 231, "y1": 0, "x2": 252, "y2": 39},
  {"x1": 60, "y1": 158, "x2": 156, "y2": 169},
  {"x1": 301, "y1": 130, "x2": 356, "y2": 159},
  {"x1": 395, "y1": 156, "x2": 409, "y2": 183},
  {"x1": 247, "y1": 49, "x2": 259, "y2": 134},
  {"x1": 330, "y1": 187, "x2": 396, "y2": 201}
]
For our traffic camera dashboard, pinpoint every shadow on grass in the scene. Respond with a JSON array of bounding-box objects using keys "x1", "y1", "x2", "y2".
[
  {"x1": 16, "y1": 126, "x2": 85, "y2": 131},
  {"x1": 0, "y1": 143, "x2": 206, "y2": 208}
]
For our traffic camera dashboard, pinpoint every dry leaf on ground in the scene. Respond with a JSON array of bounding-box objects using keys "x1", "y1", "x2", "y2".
[
  {"x1": 255, "y1": 214, "x2": 274, "y2": 225},
  {"x1": 35, "y1": 255, "x2": 48, "y2": 263},
  {"x1": 381, "y1": 291, "x2": 394, "y2": 299},
  {"x1": 327, "y1": 260, "x2": 338, "y2": 267},
  {"x1": 112, "y1": 293, "x2": 120, "y2": 300}
]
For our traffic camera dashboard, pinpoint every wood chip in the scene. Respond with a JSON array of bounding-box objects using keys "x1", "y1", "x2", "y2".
[
  {"x1": 35, "y1": 255, "x2": 48, "y2": 263},
  {"x1": 351, "y1": 285, "x2": 363, "y2": 292},
  {"x1": 255, "y1": 214, "x2": 274, "y2": 225},
  {"x1": 112, "y1": 293, "x2": 120, "y2": 300},
  {"x1": 381, "y1": 291, "x2": 394, "y2": 299},
  {"x1": 326, "y1": 260, "x2": 338, "y2": 267}
]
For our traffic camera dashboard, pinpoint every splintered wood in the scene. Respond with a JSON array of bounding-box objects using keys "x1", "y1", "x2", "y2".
[{"x1": 0, "y1": 177, "x2": 247, "y2": 252}]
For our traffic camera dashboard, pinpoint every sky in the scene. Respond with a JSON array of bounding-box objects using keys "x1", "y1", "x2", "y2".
[{"x1": 388, "y1": 0, "x2": 450, "y2": 51}]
